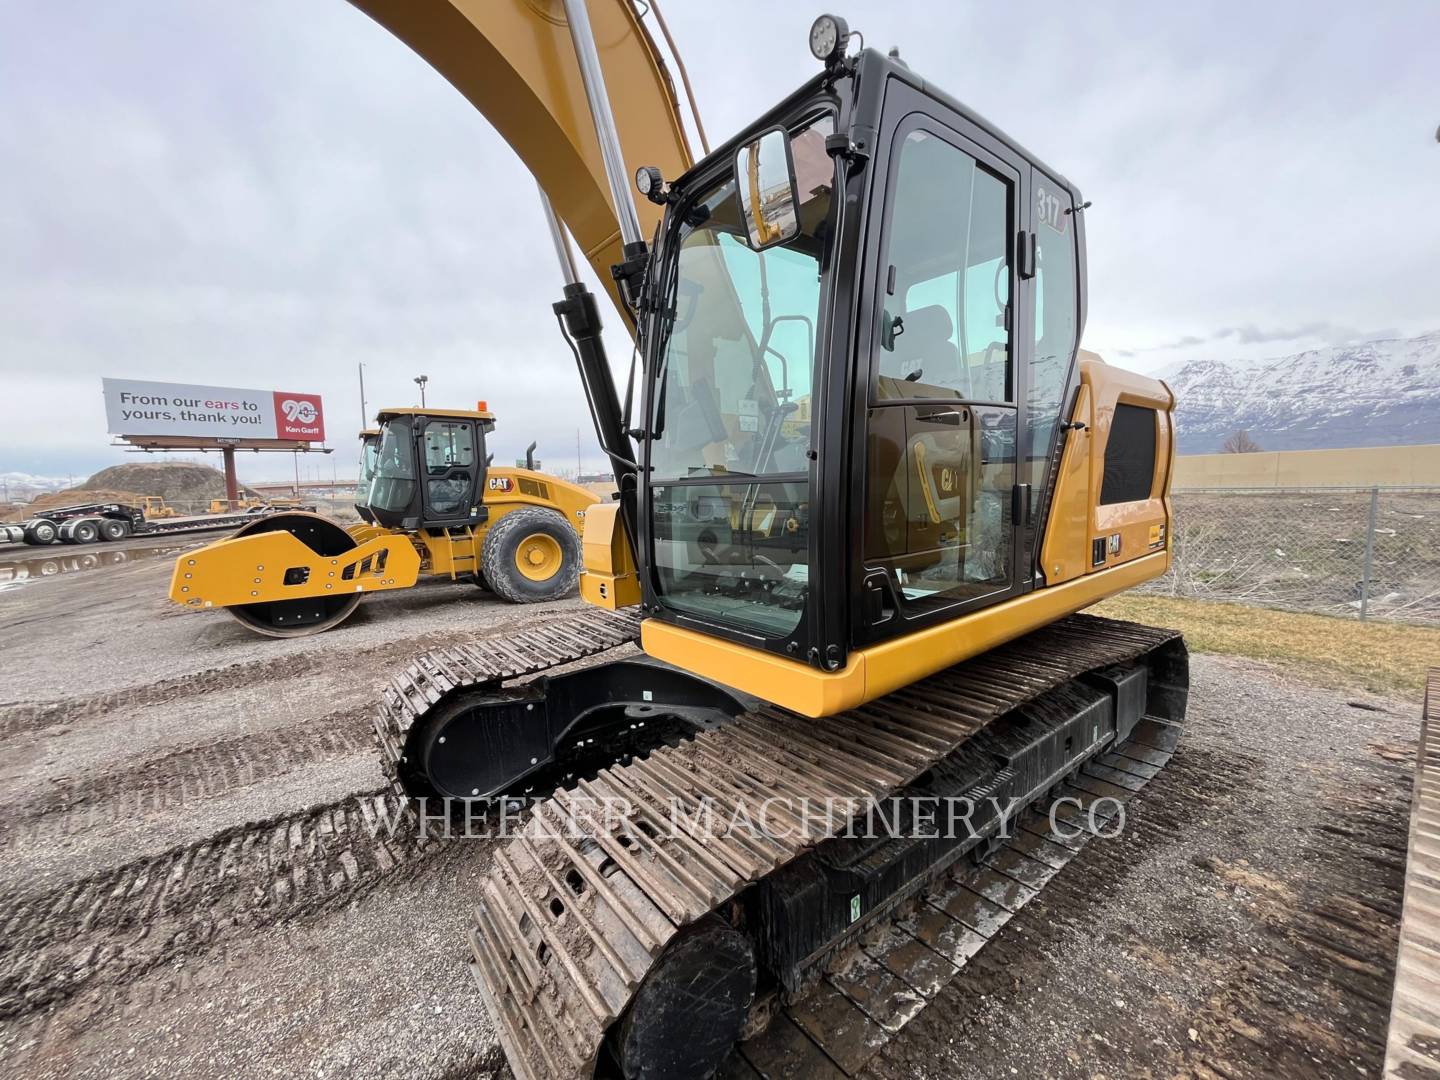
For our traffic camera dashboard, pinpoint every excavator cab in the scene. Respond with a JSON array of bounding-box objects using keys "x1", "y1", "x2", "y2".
[
  {"x1": 636, "y1": 61, "x2": 1042, "y2": 668},
  {"x1": 355, "y1": 406, "x2": 496, "y2": 531},
  {"x1": 614, "y1": 44, "x2": 1170, "y2": 710}
]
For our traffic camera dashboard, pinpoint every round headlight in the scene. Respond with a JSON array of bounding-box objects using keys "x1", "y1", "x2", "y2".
[
  {"x1": 635, "y1": 165, "x2": 661, "y2": 197},
  {"x1": 808, "y1": 14, "x2": 849, "y2": 63}
]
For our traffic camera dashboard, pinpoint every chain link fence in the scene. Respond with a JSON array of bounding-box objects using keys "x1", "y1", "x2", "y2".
[{"x1": 1138, "y1": 487, "x2": 1440, "y2": 624}]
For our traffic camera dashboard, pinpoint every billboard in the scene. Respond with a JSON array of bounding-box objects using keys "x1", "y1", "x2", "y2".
[{"x1": 102, "y1": 378, "x2": 325, "y2": 443}]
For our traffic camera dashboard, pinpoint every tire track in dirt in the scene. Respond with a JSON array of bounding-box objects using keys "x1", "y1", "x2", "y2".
[
  {"x1": 863, "y1": 739, "x2": 1410, "y2": 1080},
  {"x1": 859, "y1": 743, "x2": 1266, "y2": 1080},
  {"x1": 0, "y1": 788, "x2": 458, "y2": 1020},
  {"x1": 1162, "y1": 758, "x2": 1410, "y2": 1080},
  {"x1": 0, "y1": 611, "x2": 568, "y2": 742},
  {"x1": 0, "y1": 706, "x2": 375, "y2": 849},
  {"x1": 0, "y1": 654, "x2": 338, "y2": 741}
]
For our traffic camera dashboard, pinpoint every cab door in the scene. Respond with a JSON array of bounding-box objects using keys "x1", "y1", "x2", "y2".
[
  {"x1": 853, "y1": 90, "x2": 1031, "y2": 643},
  {"x1": 418, "y1": 418, "x2": 480, "y2": 527}
]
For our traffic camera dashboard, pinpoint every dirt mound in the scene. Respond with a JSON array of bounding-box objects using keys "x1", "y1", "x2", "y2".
[
  {"x1": 80, "y1": 462, "x2": 254, "y2": 504},
  {"x1": 1, "y1": 463, "x2": 264, "y2": 521}
]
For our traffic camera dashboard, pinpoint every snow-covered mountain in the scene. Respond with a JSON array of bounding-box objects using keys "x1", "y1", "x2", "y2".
[
  {"x1": 0, "y1": 472, "x2": 69, "y2": 504},
  {"x1": 1158, "y1": 331, "x2": 1440, "y2": 453}
]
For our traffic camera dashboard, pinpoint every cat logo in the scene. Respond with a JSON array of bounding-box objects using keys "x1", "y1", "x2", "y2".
[{"x1": 939, "y1": 466, "x2": 955, "y2": 494}]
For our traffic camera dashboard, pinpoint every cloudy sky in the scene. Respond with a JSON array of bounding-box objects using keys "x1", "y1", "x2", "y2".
[{"x1": 3, "y1": 1, "x2": 1437, "y2": 483}]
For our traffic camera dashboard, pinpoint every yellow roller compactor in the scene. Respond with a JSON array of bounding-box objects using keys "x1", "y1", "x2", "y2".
[
  {"x1": 304, "y1": 4, "x2": 1191, "y2": 1076},
  {"x1": 170, "y1": 405, "x2": 596, "y2": 635}
]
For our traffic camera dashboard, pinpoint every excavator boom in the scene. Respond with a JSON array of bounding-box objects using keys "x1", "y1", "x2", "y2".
[{"x1": 348, "y1": 0, "x2": 694, "y2": 323}]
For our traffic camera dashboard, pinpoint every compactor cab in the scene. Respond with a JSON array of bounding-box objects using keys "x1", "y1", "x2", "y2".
[
  {"x1": 354, "y1": 428, "x2": 381, "y2": 522},
  {"x1": 357, "y1": 406, "x2": 496, "y2": 531}
]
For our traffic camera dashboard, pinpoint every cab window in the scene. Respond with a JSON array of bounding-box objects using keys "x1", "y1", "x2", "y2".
[
  {"x1": 422, "y1": 421, "x2": 474, "y2": 516},
  {"x1": 864, "y1": 126, "x2": 1017, "y2": 613},
  {"x1": 875, "y1": 129, "x2": 1011, "y2": 403},
  {"x1": 1026, "y1": 172, "x2": 1080, "y2": 506},
  {"x1": 423, "y1": 422, "x2": 474, "y2": 472}
]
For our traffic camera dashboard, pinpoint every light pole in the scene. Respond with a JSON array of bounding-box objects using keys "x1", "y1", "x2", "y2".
[
  {"x1": 358, "y1": 362, "x2": 369, "y2": 427},
  {"x1": 414, "y1": 375, "x2": 428, "y2": 407}
]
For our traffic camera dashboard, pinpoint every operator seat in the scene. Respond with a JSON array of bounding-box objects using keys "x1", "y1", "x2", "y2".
[{"x1": 875, "y1": 304, "x2": 962, "y2": 399}]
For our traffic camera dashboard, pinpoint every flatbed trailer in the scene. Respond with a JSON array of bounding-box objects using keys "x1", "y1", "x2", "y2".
[{"x1": 0, "y1": 502, "x2": 315, "y2": 547}]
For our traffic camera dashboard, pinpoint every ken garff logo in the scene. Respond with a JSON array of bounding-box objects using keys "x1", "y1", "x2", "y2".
[{"x1": 281, "y1": 399, "x2": 318, "y2": 424}]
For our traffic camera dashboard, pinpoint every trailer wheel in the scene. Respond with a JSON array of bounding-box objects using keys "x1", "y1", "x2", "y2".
[
  {"x1": 480, "y1": 506, "x2": 581, "y2": 604},
  {"x1": 98, "y1": 518, "x2": 130, "y2": 542},
  {"x1": 24, "y1": 519, "x2": 59, "y2": 545},
  {"x1": 64, "y1": 518, "x2": 102, "y2": 545}
]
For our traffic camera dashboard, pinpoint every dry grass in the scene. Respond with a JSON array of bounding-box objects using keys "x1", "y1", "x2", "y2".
[{"x1": 1092, "y1": 593, "x2": 1440, "y2": 695}]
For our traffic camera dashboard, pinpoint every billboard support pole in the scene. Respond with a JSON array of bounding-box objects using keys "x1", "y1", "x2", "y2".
[{"x1": 223, "y1": 447, "x2": 239, "y2": 510}]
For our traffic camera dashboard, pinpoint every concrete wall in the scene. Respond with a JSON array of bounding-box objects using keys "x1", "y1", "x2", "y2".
[{"x1": 1173, "y1": 443, "x2": 1440, "y2": 489}]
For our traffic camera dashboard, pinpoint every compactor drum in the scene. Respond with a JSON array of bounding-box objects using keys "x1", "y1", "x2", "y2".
[
  {"x1": 223, "y1": 513, "x2": 370, "y2": 636},
  {"x1": 169, "y1": 406, "x2": 596, "y2": 636},
  {"x1": 330, "y1": 2, "x2": 1191, "y2": 1075}
]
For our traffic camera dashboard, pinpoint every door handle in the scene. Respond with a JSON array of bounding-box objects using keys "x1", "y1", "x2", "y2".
[{"x1": 1012, "y1": 483, "x2": 1032, "y2": 526}]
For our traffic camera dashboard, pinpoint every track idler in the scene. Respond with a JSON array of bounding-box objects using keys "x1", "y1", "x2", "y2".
[
  {"x1": 400, "y1": 658, "x2": 752, "y2": 802},
  {"x1": 609, "y1": 918, "x2": 756, "y2": 1079}
]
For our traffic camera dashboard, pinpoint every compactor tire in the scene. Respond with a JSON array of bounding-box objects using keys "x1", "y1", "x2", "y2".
[
  {"x1": 226, "y1": 512, "x2": 364, "y2": 637},
  {"x1": 480, "y1": 506, "x2": 581, "y2": 604},
  {"x1": 24, "y1": 520, "x2": 58, "y2": 546},
  {"x1": 98, "y1": 517, "x2": 130, "y2": 542}
]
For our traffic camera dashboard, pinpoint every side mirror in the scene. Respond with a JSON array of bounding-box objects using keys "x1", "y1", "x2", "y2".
[{"x1": 735, "y1": 127, "x2": 800, "y2": 250}]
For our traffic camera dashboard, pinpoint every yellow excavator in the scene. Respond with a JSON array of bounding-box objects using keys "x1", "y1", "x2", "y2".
[
  {"x1": 169, "y1": 404, "x2": 596, "y2": 635},
  {"x1": 303, "y1": 3, "x2": 1187, "y2": 1076}
]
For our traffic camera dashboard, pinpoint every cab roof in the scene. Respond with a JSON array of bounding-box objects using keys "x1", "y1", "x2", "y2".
[{"x1": 375, "y1": 407, "x2": 497, "y2": 423}]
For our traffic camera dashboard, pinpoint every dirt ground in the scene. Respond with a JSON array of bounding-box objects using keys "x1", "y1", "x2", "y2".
[{"x1": 0, "y1": 533, "x2": 1422, "y2": 1079}]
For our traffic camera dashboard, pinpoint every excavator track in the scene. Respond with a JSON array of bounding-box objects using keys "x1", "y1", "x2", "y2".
[
  {"x1": 1384, "y1": 669, "x2": 1440, "y2": 1079},
  {"x1": 371, "y1": 608, "x2": 643, "y2": 813},
  {"x1": 462, "y1": 614, "x2": 1187, "y2": 1079},
  {"x1": 729, "y1": 719, "x2": 1176, "y2": 1077}
]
